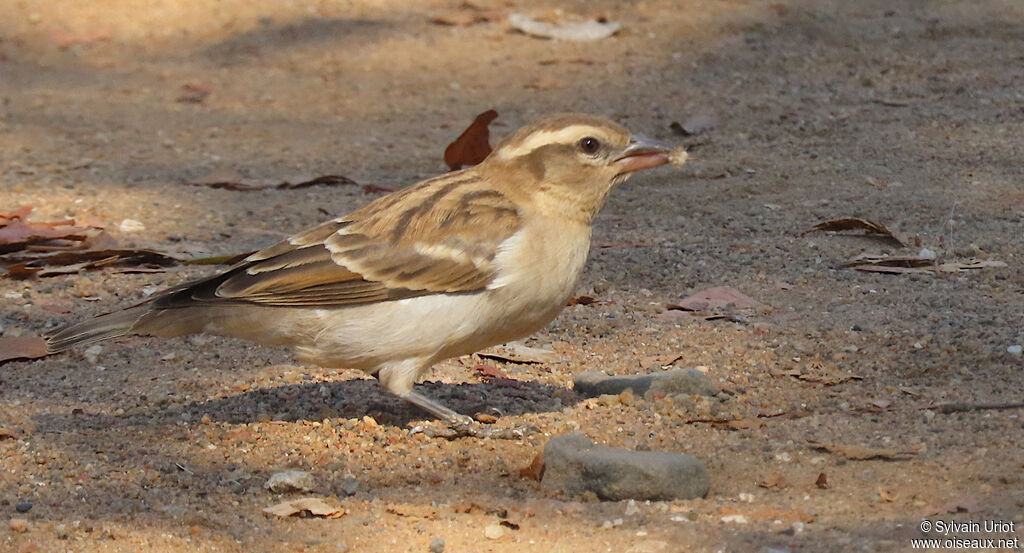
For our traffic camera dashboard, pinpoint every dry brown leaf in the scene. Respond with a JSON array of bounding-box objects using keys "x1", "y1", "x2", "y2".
[
  {"x1": 725, "y1": 418, "x2": 763, "y2": 431},
  {"x1": 479, "y1": 342, "x2": 556, "y2": 364},
  {"x1": 759, "y1": 473, "x2": 789, "y2": 489},
  {"x1": 473, "y1": 364, "x2": 508, "y2": 380},
  {"x1": 668, "y1": 286, "x2": 764, "y2": 311},
  {"x1": 0, "y1": 206, "x2": 33, "y2": 223},
  {"x1": 844, "y1": 254, "x2": 1006, "y2": 275},
  {"x1": 803, "y1": 217, "x2": 907, "y2": 246},
  {"x1": 639, "y1": 353, "x2": 682, "y2": 370},
  {"x1": 519, "y1": 451, "x2": 544, "y2": 481},
  {"x1": 508, "y1": 13, "x2": 620, "y2": 41},
  {"x1": 0, "y1": 428, "x2": 19, "y2": 440},
  {"x1": 361, "y1": 184, "x2": 397, "y2": 194},
  {"x1": 567, "y1": 295, "x2": 599, "y2": 306},
  {"x1": 184, "y1": 169, "x2": 357, "y2": 191},
  {"x1": 920, "y1": 494, "x2": 979, "y2": 516},
  {"x1": 443, "y1": 109, "x2": 498, "y2": 170},
  {"x1": 807, "y1": 441, "x2": 918, "y2": 460},
  {"x1": 4, "y1": 249, "x2": 180, "y2": 279},
  {"x1": 0, "y1": 335, "x2": 48, "y2": 364},
  {"x1": 430, "y1": 4, "x2": 502, "y2": 26},
  {"x1": 263, "y1": 497, "x2": 345, "y2": 519},
  {"x1": 815, "y1": 472, "x2": 829, "y2": 489},
  {"x1": 771, "y1": 370, "x2": 864, "y2": 385},
  {"x1": 877, "y1": 487, "x2": 897, "y2": 502}
]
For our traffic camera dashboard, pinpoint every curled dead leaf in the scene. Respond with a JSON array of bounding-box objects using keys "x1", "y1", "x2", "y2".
[
  {"x1": 263, "y1": 497, "x2": 345, "y2": 519},
  {"x1": 0, "y1": 335, "x2": 48, "y2": 364},
  {"x1": 807, "y1": 441, "x2": 918, "y2": 461},
  {"x1": 815, "y1": 472, "x2": 829, "y2": 489},
  {"x1": 444, "y1": 110, "x2": 498, "y2": 170},
  {"x1": 803, "y1": 217, "x2": 907, "y2": 246},
  {"x1": 668, "y1": 286, "x2": 764, "y2": 311}
]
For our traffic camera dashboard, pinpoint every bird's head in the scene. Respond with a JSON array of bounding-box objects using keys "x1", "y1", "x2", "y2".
[{"x1": 481, "y1": 114, "x2": 680, "y2": 223}]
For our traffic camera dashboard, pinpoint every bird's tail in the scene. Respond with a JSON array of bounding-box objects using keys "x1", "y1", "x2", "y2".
[{"x1": 44, "y1": 307, "x2": 148, "y2": 354}]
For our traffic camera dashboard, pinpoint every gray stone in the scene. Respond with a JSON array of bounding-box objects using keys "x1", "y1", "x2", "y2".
[
  {"x1": 541, "y1": 434, "x2": 709, "y2": 501},
  {"x1": 428, "y1": 538, "x2": 445, "y2": 553},
  {"x1": 573, "y1": 368, "x2": 717, "y2": 399},
  {"x1": 264, "y1": 470, "x2": 315, "y2": 493}
]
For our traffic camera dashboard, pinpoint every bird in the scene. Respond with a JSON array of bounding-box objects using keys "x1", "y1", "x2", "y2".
[{"x1": 45, "y1": 113, "x2": 686, "y2": 426}]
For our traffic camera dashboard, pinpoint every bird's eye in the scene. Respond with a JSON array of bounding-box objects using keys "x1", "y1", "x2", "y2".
[{"x1": 578, "y1": 136, "x2": 601, "y2": 155}]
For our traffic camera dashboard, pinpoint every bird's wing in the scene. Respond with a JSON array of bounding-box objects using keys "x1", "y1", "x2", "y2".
[{"x1": 157, "y1": 173, "x2": 522, "y2": 308}]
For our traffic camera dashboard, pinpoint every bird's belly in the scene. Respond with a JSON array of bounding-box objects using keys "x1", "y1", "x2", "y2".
[{"x1": 294, "y1": 246, "x2": 587, "y2": 370}]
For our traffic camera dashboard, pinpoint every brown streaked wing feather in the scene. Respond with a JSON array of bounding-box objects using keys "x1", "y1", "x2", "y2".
[{"x1": 158, "y1": 172, "x2": 522, "y2": 308}]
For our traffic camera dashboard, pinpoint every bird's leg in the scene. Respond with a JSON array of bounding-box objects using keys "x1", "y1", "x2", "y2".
[
  {"x1": 400, "y1": 390, "x2": 473, "y2": 425},
  {"x1": 378, "y1": 361, "x2": 536, "y2": 439},
  {"x1": 377, "y1": 361, "x2": 473, "y2": 425}
]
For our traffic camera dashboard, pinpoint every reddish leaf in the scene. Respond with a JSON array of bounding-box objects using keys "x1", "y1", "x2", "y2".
[
  {"x1": 668, "y1": 286, "x2": 763, "y2": 311},
  {"x1": 803, "y1": 217, "x2": 907, "y2": 247},
  {"x1": 567, "y1": 295, "x2": 598, "y2": 306},
  {"x1": 362, "y1": 184, "x2": 397, "y2": 194},
  {"x1": 815, "y1": 472, "x2": 829, "y2": 489},
  {"x1": 519, "y1": 451, "x2": 544, "y2": 481},
  {"x1": 0, "y1": 335, "x2": 48, "y2": 364},
  {"x1": 473, "y1": 364, "x2": 507, "y2": 379},
  {"x1": 444, "y1": 110, "x2": 498, "y2": 170},
  {"x1": 0, "y1": 206, "x2": 33, "y2": 223}
]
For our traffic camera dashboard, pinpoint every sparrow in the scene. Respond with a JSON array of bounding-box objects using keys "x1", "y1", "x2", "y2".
[{"x1": 45, "y1": 113, "x2": 687, "y2": 425}]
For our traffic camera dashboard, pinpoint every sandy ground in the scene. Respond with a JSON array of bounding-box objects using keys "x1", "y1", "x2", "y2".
[{"x1": 1, "y1": 0, "x2": 1023, "y2": 552}]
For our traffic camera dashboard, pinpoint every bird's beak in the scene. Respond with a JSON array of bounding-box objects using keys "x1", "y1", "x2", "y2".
[{"x1": 613, "y1": 134, "x2": 675, "y2": 174}]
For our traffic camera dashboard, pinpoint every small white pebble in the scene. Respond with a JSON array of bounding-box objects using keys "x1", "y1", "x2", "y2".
[
  {"x1": 918, "y1": 247, "x2": 936, "y2": 259},
  {"x1": 738, "y1": 492, "x2": 755, "y2": 503},
  {"x1": 119, "y1": 219, "x2": 146, "y2": 232},
  {"x1": 721, "y1": 514, "x2": 749, "y2": 524},
  {"x1": 1007, "y1": 345, "x2": 1022, "y2": 357},
  {"x1": 484, "y1": 523, "x2": 504, "y2": 540}
]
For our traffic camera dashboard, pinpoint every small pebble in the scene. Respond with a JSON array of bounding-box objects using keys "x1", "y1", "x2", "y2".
[
  {"x1": 484, "y1": 523, "x2": 505, "y2": 540},
  {"x1": 15, "y1": 502, "x2": 32, "y2": 513},
  {"x1": 340, "y1": 476, "x2": 360, "y2": 496},
  {"x1": 1007, "y1": 345, "x2": 1022, "y2": 357},
  {"x1": 119, "y1": 218, "x2": 146, "y2": 232},
  {"x1": 428, "y1": 538, "x2": 445, "y2": 553},
  {"x1": 264, "y1": 470, "x2": 315, "y2": 493}
]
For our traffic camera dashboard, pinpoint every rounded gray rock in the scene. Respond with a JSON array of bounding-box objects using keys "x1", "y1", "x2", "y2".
[{"x1": 541, "y1": 433, "x2": 709, "y2": 501}]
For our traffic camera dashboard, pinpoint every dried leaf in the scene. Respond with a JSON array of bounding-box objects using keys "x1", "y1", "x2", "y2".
[
  {"x1": 0, "y1": 221, "x2": 94, "y2": 253},
  {"x1": 803, "y1": 217, "x2": 907, "y2": 246},
  {"x1": 508, "y1": 13, "x2": 621, "y2": 41},
  {"x1": 0, "y1": 206, "x2": 33, "y2": 223},
  {"x1": 444, "y1": 110, "x2": 498, "y2": 170},
  {"x1": 431, "y1": 4, "x2": 502, "y2": 26},
  {"x1": 3, "y1": 249, "x2": 180, "y2": 279},
  {"x1": 759, "y1": 473, "x2": 788, "y2": 489},
  {"x1": 771, "y1": 370, "x2": 864, "y2": 385},
  {"x1": 479, "y1": 342, "x2": 556, "y2": 364},
  {"x1": 639, "y1": 353, "x2": 682, "y2": 370},
  {"x1": 0, "y1": 428, "x2": 18, "y2": 440},
  {"x1": 844, "y1": 254, "x2": 1006, "y2": 275},
  {"x1": 0, "y1": 335, "x2": 48, "y2": 364},
  {"x1": 184, "y1": 169, "x2": 356, "y2": 191},
  {"x1": 177, "y1": 82, "x2": 213, "y2": 103},
  {"x1": 668, "y1": 286, "x2": 763, "y2": 311},
  {"x1": 263, "y1": 497, "x2": 345, "y2": 519},
  {"x1": 362, "y1": 184, "x2": 397, "y2": 194},
  {"x1": 567, "y1": 295, "x2": 599, "y2": 306},
  {"x1": 519, "y1": 451, "x2": 544, "y2": 481},
  {"x1": 724, "y1": 418, "x2": 763, "y2": 431},
  {"x1": 815, "y1": 472, "x2": 829, "y2": 489},
  {"x1": 473, "y1": 364, "x2": 508, "y2": 379},
  {"x1": 877, "y1": 487, "x2": 897, "y2": 502},
  {"x1": 807, "y1": 441, "x2": 918, "y2": 460}
]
